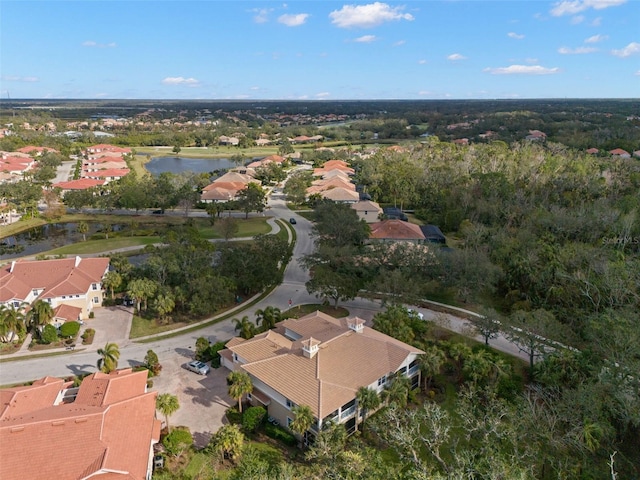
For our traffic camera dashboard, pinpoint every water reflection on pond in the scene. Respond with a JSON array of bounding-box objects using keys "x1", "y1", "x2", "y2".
[{"x1": 0, "y1": 222, "x2": 151, "y2": 260}]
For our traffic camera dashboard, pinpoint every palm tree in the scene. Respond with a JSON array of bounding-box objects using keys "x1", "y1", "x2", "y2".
[
  {"x1": 463, "y1": 349, "x2": 493, "y2": 385},
  {"x1": 156, "y1": 393, "x2": 180, "y2": 432},
  {"x1": 0, "y1": 305, "x2": 26, "y2": 342},
  {"x1": 227, "y1": 371, "x2": 253, "y2": 413},
  {"x1": 381, "y1": 374, "x2": 411, "y2": 408},
  {"x1": 208, "y1": 424, "x2": 245, "y2": 463},
  {"x1": 419, "y1": 345, "x2": 446, "y2": 392},
  {"x1": 356, "y1": 386, "x2": 380, "y2": 432},
  {"x1": 102, "y1": 271, "x2": 122, "y2": 300},
  {"x1": 234, "y1": 316, "x2": 256, "y2": 340},
  {"x1": 446, "y1": 342, "x2": 472, "y2": 384},
  {"x1": 97, "y1": 342, "x2": 120, "y2": 373},
  {"x1": 127, "y1": 278, "x2": 157, "y2": 312},
  {"x1": 77, "y1": 221, "x2": 89, "y2": 242},
  {"x1": 290, "y1": 404, "x2": 315, "y2": 443},
  {"x1": 27, "y1": 300, "x2": 54, "y2": 339},
  {"x1": 254, "y1": 306, "x2": 282, "y2": 332}
]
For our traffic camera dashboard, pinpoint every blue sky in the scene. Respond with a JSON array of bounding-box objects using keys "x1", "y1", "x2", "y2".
[{"x1": 1, "y1": 1, "x2": 638, "y2": 99}]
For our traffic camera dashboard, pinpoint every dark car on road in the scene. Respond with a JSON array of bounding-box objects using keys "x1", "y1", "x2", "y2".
[{"x1": 289, "y1": 218, "x2": 297, "y2": 224}]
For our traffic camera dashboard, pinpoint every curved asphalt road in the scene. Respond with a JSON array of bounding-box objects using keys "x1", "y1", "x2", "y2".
[{"x1": 0, "y1": 189, "x2": 528, "y2": 386}]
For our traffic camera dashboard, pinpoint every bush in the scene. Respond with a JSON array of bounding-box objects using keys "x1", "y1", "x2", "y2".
[
  {"x1": 88, "y1": 311, "x2": 95, "y2": 319},
  {"x1": 59, "y1": 321, "x2": 80, "y2": 338},
  {"x1": 263, "y1": 422, "x2": 297, "y2": 446},
  {"x1": 162, "y1": 427, "x2": 193, "y2": 457},
  {"x1": 81, "y1": 328, "x2": 95, "y2": 345},
  {"x1": 144, "y1": 349, "x2": 162, "y2": 375},
  {"x1": 208, "y1": 341, "x2": 227, "y2": 367},
  {"x1": 226, "y1": 407, "x2": 242, "y2": 425},
  {"x1": 195, "y1": 337, "x2": 209, "y2": 361},
  {"x1": 41, "y1": 324, "x2": 58, "y2": 344},
  {"x1": 242, "y1": 406, "x2": 266, "y2": 433}
]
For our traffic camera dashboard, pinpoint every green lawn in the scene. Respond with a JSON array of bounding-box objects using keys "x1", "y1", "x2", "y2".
[
  {"x1": 198, "y1": 216, "x2": 272, "y2": 239},
  {"x1": 44, "y1": 236, "x2": 159, "y2": 255},
  {"x1": 129, "y1": 315, "x2": 189, "y2": 339}
]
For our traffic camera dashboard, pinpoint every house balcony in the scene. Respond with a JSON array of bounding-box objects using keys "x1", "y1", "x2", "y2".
[{"x1": 340, "y1": 405, "x2": 356, "y2": 420}]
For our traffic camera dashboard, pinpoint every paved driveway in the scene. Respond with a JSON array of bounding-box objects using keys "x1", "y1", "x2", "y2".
[
  {"x1": 84, "y1": 305, "x2": 133, "y2": 349},
  {"x1": 150, "y1": 348, "x2": 232, "y2": 448}
]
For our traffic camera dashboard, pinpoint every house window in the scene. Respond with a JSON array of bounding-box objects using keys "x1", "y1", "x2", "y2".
[
  {"x1": 13, "y1": 301, "x2": 20, "y2": 308},
  {"x1": 287, "y1": 417, "x2": 293, "y2": 427},
  {"x1": 32, "y1": 289, "x2": 39, "y2": 296},
  {"x1": 233, "y1": 353, "x2": 238, "y2": 362},
  {"x1": 93, "y1": 297, "x2": 99, "y2": 304},
  {"x1": 247, "y1": 393, "x2": 252, "y2": 401},
  {"x1": 92, "y1": 283, "x2": 98, "y2": 290},
  {"x1": 377, "y1": 375, "x2": 387, "y2": 387},
  {"x1": 286, "y1": 398, "x2": 294, "y2": 409},
  {"x1": 62, "y1": 296, "x2": 66, "y2": 299},
  {"x1": 47, "y1": 299, "x2": 52, "y2": 304}
]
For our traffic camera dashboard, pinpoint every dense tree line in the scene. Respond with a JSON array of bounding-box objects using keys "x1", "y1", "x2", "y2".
[{"x1": 112, "y1": 228, "x2": 290, "y2": 320}]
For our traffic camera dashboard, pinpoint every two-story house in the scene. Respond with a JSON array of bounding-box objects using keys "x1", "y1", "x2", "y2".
[
  {"x1": 220, "y1": 311, "x2": 424, "y2": 436},
  {"x1": 0, "y1": 256, "x2": 109, "y2": 321}
]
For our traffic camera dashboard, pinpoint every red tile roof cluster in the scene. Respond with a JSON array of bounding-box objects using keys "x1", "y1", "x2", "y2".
[
  {"x1": 201, "y1": 171, "x2": 261, "y2": 202},
  {"x1": 0, "y1": 369, "x2": 160, "y2": 480},
  {"x1": 0, "y1": 257, "x2": 109, "y2": 304}
]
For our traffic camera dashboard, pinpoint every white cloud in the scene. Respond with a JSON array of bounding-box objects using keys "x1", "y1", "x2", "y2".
[
  {"x1": 635, "y1": 70, "x2": 640, "y2": 76},
  {"x1": 354, "y1": 35, "x2": 376, "y2": 43},
  {"x1": 82, "y1": 40, "x2": 116, "y2": 48},
  {"x1": 611, "y1": 42, "x2": 640, "y2": 57},
  {"x1": 447, "y1": 53, "x2": 467, "y2": 61},
  {"x1": 507, "y1": 32, "x2": 525, "y2": 39},
  {"x1": 550, "y1": 0, "x2": 627, "y2": 16},
  {"x1": 1, "y1": 75, "x2": 39, "y2": 82},
  {"x1": 526, "y1": 58, "x2": 539, "y2": 64},
  {"x1": 315, "y1": 92, "x2": 330, "y2": 99},
  {"x1": 250, "y1": 86, "x2": 260, "y2": 91},
  {"x1": 585, "y1": 34, "x2": 608, "y2": 43},
  {"x1": 591, "y1": 16, "x2": 602, "y2": 26},
  {"x1": 418, "y1": 90, "x2": 432, "y2": 95},
  {"x1": 570, "y1": 15, "x2": 585, "y2": 24},
  {"x1": 418, "y1": 59, "x2": 427, "y2": 64},
  {"x1": 558, "y1": 46, "x2": 598, "y2": 54},
  {"x1": 250, "y1": 8, "x2": 273, "y2": 23},
  {"x1": 484, "y1": 65, "x2": 560, "y2": 75},
  {"x1": 278, "y1": 13, "x2": 309, "y2": 26},
  {"x1": 329, "y1": 2, "x2": 414, "y2": 28},
  {"x1": 162, "y1": 77, "x2": 201, "y2": 86},
  {"x1": 393, "y1": 40, "x2": 406, "y2": 47}
]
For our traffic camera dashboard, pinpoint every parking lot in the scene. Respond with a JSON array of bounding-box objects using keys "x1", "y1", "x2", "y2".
[{"x1": 151, "y1": 350, "x2": 233, "y2": 448}]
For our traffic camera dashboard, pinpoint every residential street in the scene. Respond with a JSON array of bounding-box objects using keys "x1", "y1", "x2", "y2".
[{"x1": 0, "y1": 191, "x2": 530, "y2": 445}]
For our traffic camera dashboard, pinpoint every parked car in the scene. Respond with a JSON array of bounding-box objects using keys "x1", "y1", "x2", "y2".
[
  {"x1": 289, "y1": 217, "x2": 297, "y2": 224},
  {"x1": 185, "y1": 360, "x2": 210, "y2": 375}
]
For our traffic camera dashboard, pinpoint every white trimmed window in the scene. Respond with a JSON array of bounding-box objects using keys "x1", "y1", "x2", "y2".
[
  {"x1": 93, "y1": 297, "x2": 99, "y2": 304},
  {"x1": 377, "y1": 375, "x2": 387, "y2": 387}
]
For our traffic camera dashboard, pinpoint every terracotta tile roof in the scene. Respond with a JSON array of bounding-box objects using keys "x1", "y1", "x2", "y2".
[
  {"x1": 317, "y1": 169, "x2": 352, "y2": 180},
  {"x1": 0, "y1": 257, "x2": 109, "y2": 303},
  {"x1": 53, "y1": 304, "x2": 82, "y2": 322},
  {"x1": 201, "y1": 187, "x2": 237, "y2": 202},
  {"x1": 320, "y1": 187, "x2": 359, "y2": 202},
  {"x1": 227, "y1": 311, "x2": 423, "y2": 419},
  {"x1": 313, "y1": 166, "x2": 355, "y2": 176},
  {"x1": 0, "y1": 369, "x2": 159, "y2": 480},
  {"x1": 370, "y1": 220, "x2": 426, "y2": 240},
  {"x1": 86, "y1": 168, "x2": 130, "y2": 178},
  {"x1": 351, "y1": 200, "x2": 382, "y2": 213},
  {"x1": 53, "y1": 178, "x2": 105, "y2": 190},
  {"x1": 609, "y1": 148, "x2": 630, "y2": 156}
]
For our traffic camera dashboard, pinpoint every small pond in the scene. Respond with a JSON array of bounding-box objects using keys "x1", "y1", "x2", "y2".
[
  {"x1": 0, "y1": 222, "x2": 142, "y2": 260},
  {"x1": 145, "y1": 156, "x2": 240, "y2": 175}
]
